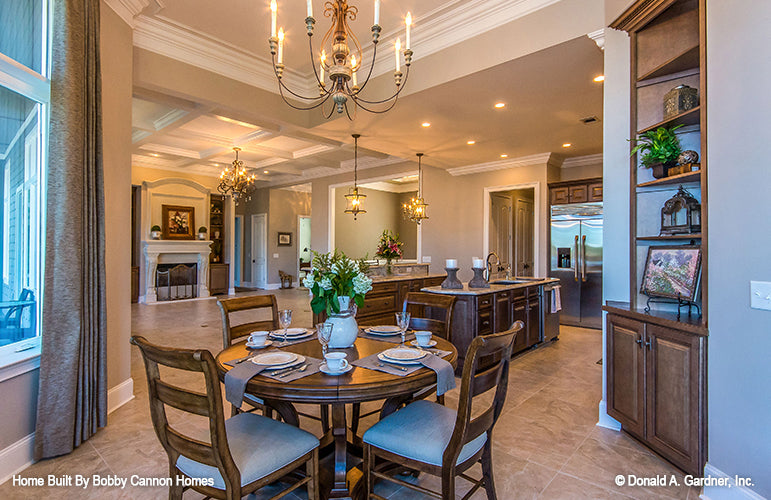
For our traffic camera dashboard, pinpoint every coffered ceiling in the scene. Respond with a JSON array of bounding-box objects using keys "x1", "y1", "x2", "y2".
[{"x1": 120, "y1": 0, "x2": 605, "y2": 186}]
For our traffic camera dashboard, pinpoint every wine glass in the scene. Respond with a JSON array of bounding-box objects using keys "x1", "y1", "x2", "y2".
[
  {"x1": 395, "y1": 311, "x2": 411, "y2": 347},
  {"x1": 278, "y1": 309, "x2": 293, "y2": 346},
  {"x1": 316, "y1": 322, "x2": 333, "y2": 357}
]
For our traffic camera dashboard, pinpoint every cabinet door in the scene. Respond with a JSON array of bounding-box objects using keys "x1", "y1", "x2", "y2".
[
  {"x1": 606, "y1": 314, "x2": 645, "y2": 439},
  {"x1": 588, "y1": 182, "x2": 603, "y2": 201},
  {"x1": 209, "y1": 264, "x2": 229, "y2": 295},
  {"x1": 550, "y1": 187, "x2": 569, "y2": 204},
  {"x1": 526, "y1": 296, "x2": 540, "y2": 347},
  {"x1": 477, "y1": 308, "x2": 493, "y2": 336},
  {"x1": 511, "y1": 299, "x2": 528, "y2": 353},
  {"x1": 645, "y1": 324, "x2": 705, "y2": 475},
  {"x1": 568, "y1": 185, "x2": 588, "y2": 203},
  {"x1": 495, "y1": 291, "x2": 511, "y2": 333}
]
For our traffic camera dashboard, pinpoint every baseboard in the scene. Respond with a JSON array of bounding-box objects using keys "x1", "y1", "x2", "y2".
[
  {"x1": 701, "y1": 463, "x2": 767, "y2": 500},
  {"x1": 107, "y1": 378, "x2": 134, "y2": 414},
  {"x1": 264, "y1": 283, "x2": 281, "y2": 290},
  {"x1": 596, "y1": 399, "x2": 622, "y2": 430},
  {"x1": 0, "y1": 433, "x2": 34, "y2": 486}
]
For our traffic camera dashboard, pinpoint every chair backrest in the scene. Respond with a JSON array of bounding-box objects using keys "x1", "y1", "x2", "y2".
[
  {"x1": 4, "y1": 289, "x2": 35, "y2": 324},
  {"x1": 130, "y1": 336, "x2": 241, "y2": 490},
  {"x1": 442, "y1": 321, "x2": 522, "y2": 468},
  {"x1": 402, "y1": 292, "x2": 456, "y2": 340},
  {"x1": 217, "y1": 295, "x2": 279, "y2": 349}
]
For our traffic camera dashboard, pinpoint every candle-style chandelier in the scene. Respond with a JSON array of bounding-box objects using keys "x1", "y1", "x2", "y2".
[
  {"x1": 344, "y1": 134, "x2": 366, "y2": 219},
  {"x1": 217, "y1": 147, "x2": 256, "y2": 205},
  {"x1": 268, "y1": 0, "x2": 414, "y2": 119},
  {"x1": 402, "y1": 153, "x2": 429, "y2": 224}
]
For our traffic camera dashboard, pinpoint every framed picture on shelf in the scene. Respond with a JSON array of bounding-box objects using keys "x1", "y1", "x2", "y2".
[
  {"x1": 640, "y1": 245, "x2": 701, "y2": 301},
  {"x1": 277, "y1": 232, "x2": 292, "y2": 246},
  {"x1": 161, "y1": 205, "x2": 195, "y2": 240}
]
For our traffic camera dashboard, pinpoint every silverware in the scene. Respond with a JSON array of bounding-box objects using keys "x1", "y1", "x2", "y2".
[
  {"x1": 233, "y1": 355, "x2": 255, "y2": 365},
  {"x1": 378, "y1": 361, "x2": 408, "y2": 372},
  {"x1": 279, "y1": 363, "x2": 308, "y2": 378}
]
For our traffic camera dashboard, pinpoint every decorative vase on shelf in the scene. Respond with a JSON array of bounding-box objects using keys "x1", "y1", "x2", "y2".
[
  {"x1": 650, "y1": 160, "x2": 677, "y2": 179},
  {"x1": 326, "y1": 296, "x2": 358, "y2": 348},
  {"x1": 385, "y1": 258, "x2": 393, "y2": 275}
]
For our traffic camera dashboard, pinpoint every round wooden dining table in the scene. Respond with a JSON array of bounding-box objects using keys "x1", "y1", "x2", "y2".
[{"x1": 215, "y1": 334, "x2": 458, "y2": 500}]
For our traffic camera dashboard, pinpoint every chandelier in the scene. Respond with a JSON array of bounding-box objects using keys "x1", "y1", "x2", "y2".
[
  {"x1": 268, "y1": 0, "x2": 414, "y2": 119},
  {"x1": 402, "y1": 153, "x2": 428, "y2": 224},
  {"x1": 218, "y1": 147, "x2": 256, "y2": 204},
  {"x1": 344, "y1": 134, "x2": 366, "y2": 219}
]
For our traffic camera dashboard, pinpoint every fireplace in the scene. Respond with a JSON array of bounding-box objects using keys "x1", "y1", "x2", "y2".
[{"x1": 156, "y1": 263, "x2": 198, "y2": 301}]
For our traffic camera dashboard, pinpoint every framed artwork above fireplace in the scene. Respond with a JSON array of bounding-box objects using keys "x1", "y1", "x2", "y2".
[{"x1": 162, "y1": 205, "x2": 196, "y2": 240}]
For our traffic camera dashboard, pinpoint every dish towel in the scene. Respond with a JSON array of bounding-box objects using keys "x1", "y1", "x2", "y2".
[
  {"x1": 551, "y1": 285, "x2": 562, "y2": 313},
  {"x1": 224, "y1": 358, "x2": 268, "y2": 407},
  {"x1": 418, "y1": 353, "x2": 456, "y2": 396}
]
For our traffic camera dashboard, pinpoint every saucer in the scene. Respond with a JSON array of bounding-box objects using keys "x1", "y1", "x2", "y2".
[
  {"x1": 410, "y1": 339, "x2": 437, "y2": 348},
  {"x1": 246, "y1": 340, "x2": 273, "y2": 349},
  {"x1": 319, "y1": 362, "x2": 353, "y2": 375}
]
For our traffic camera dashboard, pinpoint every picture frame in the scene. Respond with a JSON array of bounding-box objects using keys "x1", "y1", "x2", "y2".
[
  {"x1": 640, "y1": 245, "x2": 702, "y2": 300},
  {"x1": 277, "y1": 232, "x2": 292, "y2": 246},
  {"x1": 161, "y1": 205, "x2": 196, "y2": 240}
]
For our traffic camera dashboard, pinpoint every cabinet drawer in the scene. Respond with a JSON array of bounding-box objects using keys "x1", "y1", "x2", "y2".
[
  {"x1": 359, "y1": 294, "x2": 397, "y2": 316},
  {"x1": 569, "y1": 185, "x2": 588, "y2": 203},
  {"x1": 550, "y1": 187, "x2": 569, "y2": 204},
  {"x1": 589, "y1": 182, "x2": 603, "y2": 201},
  {"x1": 478, "y1": 295, "x2": 493, "y2": 308},
  {"x1": 409, "y1": 279, "x2": 424, "y2": 291},
  {"x1": 478, "y1": 308, "x2": 493, "y2": 335},
  {"x1": 370, "y1": 282, "x2": 398, "y2": 295},
  {"x1": 423, "y1": 276, "x2": 444, "y2": 287}
]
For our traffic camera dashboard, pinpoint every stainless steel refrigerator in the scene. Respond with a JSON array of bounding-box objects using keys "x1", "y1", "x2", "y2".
[{"x1": 550, "y1": 202, "x2": 603, "y2": 329}]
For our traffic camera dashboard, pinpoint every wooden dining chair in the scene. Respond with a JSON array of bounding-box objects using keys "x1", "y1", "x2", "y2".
[
  {"x1": 402, "y1": 292, "x2": 457, "y2": 340},
  {"x1": 130, "y1": 335, "x2": 320, "y2": 500},
  {"x1": 362, "y1": 322, "x2": 523, "y2": 500}
]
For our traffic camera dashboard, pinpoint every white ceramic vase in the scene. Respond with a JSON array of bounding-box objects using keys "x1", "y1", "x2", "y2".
[
  {"x1": 326, "y1": 296, "x2": 358, "y2": 348},
  {"x1": 150, "y1": 230, "x2": 161, "y2": 240}
]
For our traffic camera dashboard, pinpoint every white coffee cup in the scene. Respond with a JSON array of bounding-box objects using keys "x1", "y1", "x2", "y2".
[
  {"x1": 248, "y1": 331, "x2": 269, "y2": 346},
  {"x1": 324, "y1": 352, "x2": 349, "y2": 372},
  {"x1": 415, "y1": 331, "x2": 432, "y2": 346}
]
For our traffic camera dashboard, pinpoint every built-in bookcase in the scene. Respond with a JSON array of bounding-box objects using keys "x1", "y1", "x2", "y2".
[{"x1": 612, "y1": 0, "x2": 708, "y2": 326}]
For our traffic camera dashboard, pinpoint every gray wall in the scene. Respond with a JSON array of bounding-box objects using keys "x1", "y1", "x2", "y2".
[
  {"x1": 396, "y1": 191, "x2": 419, "y2": 260},
  {"x1": 705, "y1": 0, "x2": 771, "y2": 496}
]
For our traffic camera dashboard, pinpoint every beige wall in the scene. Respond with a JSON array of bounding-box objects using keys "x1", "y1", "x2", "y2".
[
  {"x1": 396, "y1": 192, "x2": 419, "y2": 260},
  {"x1": 268, "y1": 189, "x2": 311, "y2": 285},
  {"x1": 558, "y1": 163, "x2": 603, "y2": 181}
]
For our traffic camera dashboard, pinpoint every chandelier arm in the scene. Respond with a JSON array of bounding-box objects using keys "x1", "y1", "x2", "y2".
[
  {"x1": 350, "y1": 65, "x2": 411, "y2": 105},
  {"x1": 272, "y1": 55, "x2": 332, "y2": 102},
  {"x1": 276, "y1": 82, "x2": 334, "y2": 111},
  {"x1": 352, "y1": 40, "x2": 378, "y2": 95},
  {"x1": 351, "y1": 92, "x2": 401, "y2": 114},
  {"x1": 307, "y1": 32, "x2": 334, "y2": 97}
]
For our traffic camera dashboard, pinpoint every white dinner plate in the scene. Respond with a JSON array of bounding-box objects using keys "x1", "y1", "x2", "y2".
[
  {"x1": 269, "y1": 328, "x2": 314, "y2": 340},
  {"x1": 380, "y1": 347, "x2": 427, "y2": 362},
  {"x1": 254, "y1": 354, "x2": 306, "y2": 371},
  {"x1": 410, "y1": 339, "x2": 437, "y2": 348},
  {"x1": 319, "y1": 362, "x2": 353, "y2": 375},
  {"x1": 246, "y1": 340, "x2": 273, "y2": 349},
  {"x1": 250, "y1": 351, "x2": 298, "y2": 367},
  {"x1": 377, "y1": 352, "x2": 426, "y2": 366},
  {"x1": 364, "y1": 327, "x2": 401, "y2": 336},
  {"x1": 367, "y1": 325, "x2": 402, "y2": 334}
]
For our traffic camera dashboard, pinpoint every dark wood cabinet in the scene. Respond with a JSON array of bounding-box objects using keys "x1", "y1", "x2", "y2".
[
  {"x1": 549, "y1": 178, "x2": 602, "y2": 205},
  {"x1": 526, "y1": 295, "x2": 540, "y2": 347},
  {"x1": 209, "y1": 263, "x2": 229, "y2": 295},
  {"x1": 131, "y1": 266, "x2": 139, "y2": 303},
  {"x1": 605, "y1": 309, "x2": 706, "y2": 476}
]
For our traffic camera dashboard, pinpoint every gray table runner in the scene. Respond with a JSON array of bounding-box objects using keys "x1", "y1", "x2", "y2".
[
  {"x1": 224, "y1": 352, "x2": 322, "y2": 407},
  {"x1": 352, "y1": 349, "x2": 456, "y2": 395}
]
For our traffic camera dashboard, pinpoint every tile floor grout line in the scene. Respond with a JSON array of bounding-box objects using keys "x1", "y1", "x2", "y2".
[{"x1": 87, "y1": 440, "x2": 118, "y2": 477}]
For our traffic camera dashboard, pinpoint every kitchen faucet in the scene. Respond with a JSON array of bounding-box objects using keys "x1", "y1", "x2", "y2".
[{"x1": 485, "y1": 252, "x2": 501, "y2": 281}]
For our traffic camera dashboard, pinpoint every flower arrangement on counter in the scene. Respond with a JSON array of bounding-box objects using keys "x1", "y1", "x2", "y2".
[
  {"x1": 303, "y1": 250, "x2": 373, "y2": 316},
  {"x1": 375, "y1": 230, "x2": 403, "y2": 260}
]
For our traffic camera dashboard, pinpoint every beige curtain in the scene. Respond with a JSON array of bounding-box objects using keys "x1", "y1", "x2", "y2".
[{"x1": 34, "y1": 0, "x2": 107, "y2": 460}]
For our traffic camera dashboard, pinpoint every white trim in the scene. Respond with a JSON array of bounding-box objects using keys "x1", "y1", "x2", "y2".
[
  {"x1": 701, "y1": 463, "x2": 767, "y2": 500},
  {"x1": 0, "y1": 433, "x2": 35, "y2": 486},
  {"x1": 0, "y1": 338, "x2": 41, "y2": 382},
  {"x1": 562, "y1": 153, "x2": 604, "y2": 169},
  {"x1": 107, "y1": 378, "x2": 135, "y2": 414},
  {"x1": 587, "y1": 28, "x2": 606, "y2": 51},
  {"x1": 251, "y1": 213, "x2": 268, "y2": 289},
  {"x1": 142, "y1": 176, "x2": 211, "y2": 193},
  {"x1": 358, "y1": 180, "x2": 419, "y2": 193},
  {"x1": 265, "y1": 156, "x2": 406, "y2": 189},
  {"x1": 152, "y1": 108, "x2": 188, "y2": 131},
  {"x1": 482, "y1": 182, "x2": 541, "y2": 278},
  {"x1": 264, "y1": 283, "x2": 281, "y2": 290},
  {"x1": 0, "y1": 54, "x2": 50, "y2": 104},
  {"x1": 596, "y1": 400, "x2": 622, "y2": 430},
  {"x1": 297, "y1": 215, "x2": 311, "y2": 280},
  {"x1": 104, "y1": 0, "x2": 164, "y2": 28},
  {"x1": 448, "y1": 153, "x2": 556, "y2": 176}
]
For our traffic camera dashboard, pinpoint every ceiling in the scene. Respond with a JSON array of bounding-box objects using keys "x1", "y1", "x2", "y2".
[{"x1": 127, "y1": 0, "x2": 605, "y2": 186}]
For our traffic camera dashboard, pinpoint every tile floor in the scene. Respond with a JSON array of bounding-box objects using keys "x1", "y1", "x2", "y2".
[{"x1": 0, "y1": 288, "x2": 701, "y2": 499}]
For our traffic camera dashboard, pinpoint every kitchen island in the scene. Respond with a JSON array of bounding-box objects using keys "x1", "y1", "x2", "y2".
[{"x1": 422, "y1": 278, "x2": 560, "y2": 371}]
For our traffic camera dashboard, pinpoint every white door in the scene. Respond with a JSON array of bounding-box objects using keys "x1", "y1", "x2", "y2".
[
  {"x1": 490, "y1": 194, "x2": 512, "y2": 271},
  {"x1": 251, "y1": 214, "x2": 267, "y2": 288},
  {"x1": 515, "y1": 198, "x2": 535, "y2": 276},
  {"x1": 297, "y1": 216, "x2": 311, "y2": 278},
  {"x1": 234, "y1": 215, "x2": 243, "y2": 286}
]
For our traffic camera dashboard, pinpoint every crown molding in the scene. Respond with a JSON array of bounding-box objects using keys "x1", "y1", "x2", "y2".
[
  {"x1": 562, "y1": 153, "x2": 603, "y2": 168},
  {"x1": 152, "y1": 108, "x2": 188, "y2": 131},
  {"x1": 104, "y1": 0, "x2": 164, "y2": 28},
  {"x1": 587, "y1": 29, "x2": 606, "y2": 50},
  {"x1": 447, "y1": 153, "x2": 555, "y2": 176},
  {"x1": 129, "y1": 0, "x2": 562, "y2": 97},
  {"x1": 265, "y1": 156, "x2": 406, "y2": 187},
  {"x1": 358, "y1": 181, "x2": 418, "y2": 194}
]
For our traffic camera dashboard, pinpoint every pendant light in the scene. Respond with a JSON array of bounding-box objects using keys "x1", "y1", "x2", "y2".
[
  {"x1": 344, "y1": 134, "x2": 366, "y2": 220},
  {"x1": 402, "y1": 153, "x2": 429, "y2": 224}
]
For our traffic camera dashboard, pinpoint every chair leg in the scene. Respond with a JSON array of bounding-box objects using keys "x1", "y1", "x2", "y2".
[
  {"x1": 441, "y1": 470, "x2": 456, "y2": 500},
  {"x1": 437, "y1": 394, "x2": 445, "y2": 406},
  {"x1": 363, "y1": 443, "x2": 372, "y2": 499},
  {"x1": 481, "y1": 441, "x2": 497, "y2": 500},
  {"x1": 168, "y1": 468, "x2": 183, "y2": 500},
  {"x1": 307, "y1": 448, "x2": 320, "y2": 500},
  {"x1": 350, "y1": 402, "x2": 361, "y2": 436}
]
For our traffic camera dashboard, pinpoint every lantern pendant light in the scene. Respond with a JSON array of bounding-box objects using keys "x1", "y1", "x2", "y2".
[
  {"x1": 344, "y1": 134, "x2": 367, "y2": 220},
  {"x1": 402, "y1": 153, "x2": 429, "y2": 224}
]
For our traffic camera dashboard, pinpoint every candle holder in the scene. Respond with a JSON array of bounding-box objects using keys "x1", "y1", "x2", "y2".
[
  {"x1": 441, "y1": 268, "x2": 463, "y2": 289},
  {"x1": 468, "y1": 268, "x2": 490, "y2": 289}
]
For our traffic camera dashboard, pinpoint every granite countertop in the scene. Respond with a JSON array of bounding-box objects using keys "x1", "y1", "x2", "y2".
[
  {"x1": 421, "y1": 277, "x2": 559, "y2": 296},
  {"x1": 370, "y1": 273, "x2": 446, "y2": 283}
]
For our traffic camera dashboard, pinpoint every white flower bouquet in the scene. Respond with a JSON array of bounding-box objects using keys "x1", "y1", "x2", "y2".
[{"x1": 303, "y1": 250, "x2": 373, "y2": 316}]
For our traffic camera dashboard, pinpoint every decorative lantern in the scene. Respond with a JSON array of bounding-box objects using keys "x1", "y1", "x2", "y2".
[
  {"x1": 663, "y1": 84, "x2": 699, "y2": 119},
  {"x1": 660, "y1": 186, "x2": 701, "y2": 235}
]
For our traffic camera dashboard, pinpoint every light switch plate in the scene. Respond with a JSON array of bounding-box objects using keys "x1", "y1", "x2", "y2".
[
  {"x1": 750, "y1": 281, "x2": 771, "y2": 311},
  {"x1": 423, "y1": 256, "x2": 431, "y2": 263},
  {"x1": 273, "y1": 253, "x2": 279, "y2": 259}
]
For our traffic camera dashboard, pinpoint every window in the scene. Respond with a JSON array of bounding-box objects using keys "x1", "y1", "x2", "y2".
[{"x1": 0, "y1": 0, "x2": 49, "y2": 361}]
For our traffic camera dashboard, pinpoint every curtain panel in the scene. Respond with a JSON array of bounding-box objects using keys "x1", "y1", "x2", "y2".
[{"x1": 34, "y1": 0, "x2": 107, "y2": 460}]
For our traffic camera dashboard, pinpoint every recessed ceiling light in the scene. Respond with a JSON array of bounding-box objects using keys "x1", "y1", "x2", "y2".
[
  {"x1": 562, "y1": 143, "x2": 572, "y2": 148},
  {"x1": 214, "y1": 163, "x2": 219, "y2": 167},
  {"x1": 421, "y1": 122, "x2": 431, "y2": 128},
  {"x1": 149, "y1": 153, "x2": 160, "y2": 157},
  {"x1": 593, "y1": 75, "x2": 605, "y2": 82},
  {"x1": 500, "y1": 154, "x2": 508, "y2": 158},
  {"x1": 263, "y1": 170, "x2": 269, "y2": 174},
  {"x1": 494, "y1": 102, "x2": 506, "y2": 109},
  {"x1": 467, "y1": 140, "x2": 476, "y2": 145}
]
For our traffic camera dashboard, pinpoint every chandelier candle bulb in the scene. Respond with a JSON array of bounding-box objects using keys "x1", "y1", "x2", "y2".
[
  {"x1": 395, "y1": 38, "x2": 401, "y2": 72},
  {"x1": 277, "y1": 28, "x2": 284, "y2": 63},
  {"x1": 320, "y1": 50, "x2": 326, "y2": 82},
  {"x1": 307, "y1": 0, "x2": 312, "y2": 18},
  {"x1": 405, "y1": 12, "x2": 412, "y2": 50},
  {"x1": 270, "y1": 0, "x2": 277, "y2": 38},
  {"x1": 374, "y1": 0, "x2": 380, "y2": 26}
]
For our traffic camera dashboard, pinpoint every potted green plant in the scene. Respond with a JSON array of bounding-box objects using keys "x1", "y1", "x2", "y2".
[
  {"x1": 150, "y1": 225, "x2": 161, "y2": 240},
  {"x1": 198, "y1": 226, "x2": 208, "y2": 240},
  {"x1": 629, "y1": 125, "x2": 684, "y2": 178}
]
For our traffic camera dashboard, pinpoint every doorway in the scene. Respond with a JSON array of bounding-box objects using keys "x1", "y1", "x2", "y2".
[
  {"x1": 485, "y1": 185, "x2": 538, "y2": 277},
  {"x1": 250, "y1": 213, "x2": 267, "y2": 289},
  {"x1": 234, "y1": 215, "x2": 243, "y2": 286},
  {"x1": 297, "y1": 215, "x2": 311, "y2": 279}
]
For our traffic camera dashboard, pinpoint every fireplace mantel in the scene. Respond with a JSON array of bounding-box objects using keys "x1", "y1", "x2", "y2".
[{"x1": 140, "y1": 240, "x2": 213, "y2": 303}]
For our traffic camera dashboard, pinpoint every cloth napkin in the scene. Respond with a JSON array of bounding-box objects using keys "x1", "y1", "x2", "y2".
[
  {"x1": 418, "y1": 352, "x2": 456, "y2": 396},
  {"x1": 259, "y1": 356, "x2": 323, "y2": 382},
  {"x1": 352, "y1": 349, "x2": 455, "y2": 395},
  {"x1": 224, "y1": 358, "x2": 269, "y2": 407}
]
